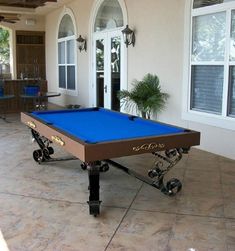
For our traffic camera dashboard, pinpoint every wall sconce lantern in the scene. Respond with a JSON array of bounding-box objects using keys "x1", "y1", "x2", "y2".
[
  {"x1": 122, "y1": 25, "x2": 135, "y2": 47},
  {"x1": 76, "y1": 35, "x2": 87, "y2": 52}
]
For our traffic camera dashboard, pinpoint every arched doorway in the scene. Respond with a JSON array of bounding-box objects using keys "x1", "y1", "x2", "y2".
[{"x1": 92, "y1": 0, "x2": 127, "y2": 111}]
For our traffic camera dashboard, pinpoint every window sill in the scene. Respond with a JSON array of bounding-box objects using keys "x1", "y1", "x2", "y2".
[
  {"x1": 58, "y1": 88, "x2": 78, "y2": 97},
  {"x1": 182, "y1": 110, "x2": 235, "y2": 131}
]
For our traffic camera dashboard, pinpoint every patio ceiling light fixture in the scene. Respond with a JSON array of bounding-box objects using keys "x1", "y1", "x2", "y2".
[
  {"x1": 76, "y1": 35, "x2": 87, "y2": 52},
  {"x1": 122, "y1": 25, "x2": 135, "y2": 48}
]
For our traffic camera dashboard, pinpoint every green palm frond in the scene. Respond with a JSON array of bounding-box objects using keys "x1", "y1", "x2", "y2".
[{"x1": 118, "y1": 73, "x2": 169, "y2": 118}]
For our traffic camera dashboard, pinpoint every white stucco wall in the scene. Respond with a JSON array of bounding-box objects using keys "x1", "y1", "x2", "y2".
[
  {"x1": 45, "y1": 0, "x2": 93, "y2": 107},
  {"x1": 125, "y1": 0, "x2": 186, "y2": 126},
  {"x1": 44, "y1": 0, "x2": 235, "y2": 160}
]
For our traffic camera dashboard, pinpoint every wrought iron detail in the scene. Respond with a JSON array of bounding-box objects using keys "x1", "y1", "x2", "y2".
[{"x1": 148, "y1": 148, "x2": 184, "y2": 196}]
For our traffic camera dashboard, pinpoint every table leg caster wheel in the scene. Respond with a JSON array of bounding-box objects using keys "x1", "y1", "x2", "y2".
[
  {"x1": 33, "y1": 149, "x2": 43, "y2": 163},
  {"x1": 165, "y1": 149, "x2": 177, "y2": 158},
  {"x1": 148, "y1": 168, "x2": 162, "y2": 178},
  {"x1": 90, "y1": 206, "x2": 100, "y2": 217},
  {"x1": 166, "y1": 178, "x2": 182, "y2": 196},
  {"x1": 81, "y1": 162, "x2": 87, "y2": 170},
  {"x1": 148, "y1": 170, "x2": 155, "y2": 178},
  {"x1": 181, "y1": 147, "x2": 190, "y2": 154},
  {"x1": 100, "y1": 163, "x2": 109, "y2": 172}
]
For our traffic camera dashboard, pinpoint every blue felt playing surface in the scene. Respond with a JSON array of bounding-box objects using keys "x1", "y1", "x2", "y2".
[{"x1": 31, "y1": 108, "x2": 185, "y2": 143}]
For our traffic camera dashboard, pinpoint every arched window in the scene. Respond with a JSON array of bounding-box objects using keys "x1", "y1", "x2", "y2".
[
  {"x1": 190, "y1": 0, "x2": 235, "y2": 120},
  {"x1": 94, "y1": 0, "x2": 124, "y2": 32},
  {"x1": 57, "y1": 13, "x2": 77, "y2": 92}
]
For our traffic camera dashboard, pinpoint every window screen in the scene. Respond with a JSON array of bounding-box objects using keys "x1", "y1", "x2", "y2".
[
  {"x1": 228, "y1": 66, "x2": 235, "y2": 116},
  {"x1": 191, "y1": 65, "x2": 224, "y2": 114}
]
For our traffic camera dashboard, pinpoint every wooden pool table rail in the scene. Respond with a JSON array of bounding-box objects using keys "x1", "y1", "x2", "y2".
[{"x1": 21, "y1": 112, "x2": 200, "y2": 162}]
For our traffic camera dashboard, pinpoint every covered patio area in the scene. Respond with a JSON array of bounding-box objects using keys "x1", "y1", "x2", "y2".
[
  {"x1": 0, "y1": 114, "x2": 235, "y2": 251},
  {"x1": 1, "y1": 0, "x2": 235, "y2": 250}
]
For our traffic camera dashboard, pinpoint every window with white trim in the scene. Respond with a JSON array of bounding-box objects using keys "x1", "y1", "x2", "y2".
[
  {"x1": 58, "y1": 14, "x2": 76, "y2": 92},
  {"x1": 191, "y1": 0, "x2": 235, "y2": 119}
]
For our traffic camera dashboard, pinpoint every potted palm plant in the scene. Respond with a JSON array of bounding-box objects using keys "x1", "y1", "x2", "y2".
[{"x1": 118, "y1": 73, "x2": 169, "y2": 119}]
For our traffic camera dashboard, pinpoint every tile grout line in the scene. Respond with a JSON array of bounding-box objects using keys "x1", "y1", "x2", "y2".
[
  {"x1": 127, "y1": 207, "x2": 235, "y2": 220},
  {"x1": 0, "y1": 191, "x2": 87, "y2": 206},
  {"x1": 104, "y1": 182, "x2": 144, "y2": 251},
  {"x1": 218, "y1": 157, "x2": 229, "y2": 251},
  {"x1": 1, "y1": 190, "x2": 235, "y2": 221},
  {"x1": 0, "y1": 190, "x2": 143, "y2": 212}
]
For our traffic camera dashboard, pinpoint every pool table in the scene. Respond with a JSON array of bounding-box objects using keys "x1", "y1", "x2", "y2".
[{"x1": 21, "y1": 107, "x2": 200, "y2": 216}]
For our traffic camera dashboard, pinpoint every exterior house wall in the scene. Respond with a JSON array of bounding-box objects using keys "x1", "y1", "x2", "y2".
[
  {"x1": 45, "y1": 0, "x2": 235, "y2": 160},
  {"x1": 45, "y1": 0, "x2": 93, "y2": 107}
]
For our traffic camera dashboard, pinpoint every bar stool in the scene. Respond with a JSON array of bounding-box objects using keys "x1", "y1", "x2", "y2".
[
  {"x1": 0, "y1": 79, "x2": 15, "y2": 122},
  {"x1": 20, "y1": 83, "x2": 40, "y2": 111}
]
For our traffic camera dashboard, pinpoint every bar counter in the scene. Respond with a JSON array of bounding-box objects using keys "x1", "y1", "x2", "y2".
[{"x1": 3, "y1": 79, "x2": 47, "y2": 113}]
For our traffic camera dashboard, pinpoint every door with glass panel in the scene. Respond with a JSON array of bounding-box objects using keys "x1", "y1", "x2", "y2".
[{"x1": 94, "y1": 31, "x2": 122, "y2": 111}]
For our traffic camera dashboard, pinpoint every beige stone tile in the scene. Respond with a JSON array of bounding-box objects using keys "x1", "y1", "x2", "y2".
[
  {"x1": 6, "y1": 158, "x2": 85, "y2": 181},
  {"x1": 46, "y1": 207, "x2": 126, "y2": 251},
  {"x1": 188, "y1": 148, "x2": 220, "y2": 162},
  {"x1": 107, "y1": 210, "x2": 176, "y2": 251},
  {"x1": 131, "y1": 184, "x2": 179, "y2": 213},
  {"x1": 224, "y1": 199, "x2": 235, "y2": 219},
  {"x1": 164, "y1": 167, "x2": 185, "y2": 181},
  {"x1": 101, "y1": 185, "x2": 141, "y2": 208},
  {"x1": 185, "y1": 159, "x2": 220, "y2": 171},
  {"x1": 181, "y1": 180, "x2": 222, "y2": 198},
  {"x1": 177, "y1": 195, "x2": 224, "y2": 217},
  {"x1": 222, "y1": 184, "x2": 235, "y2": 199},
  {"x1": 186, "y1": 148, "x2": 221, "y2": 172},
  {"x1": 183, "y1": 169, "x2": 221, "y2": 184},
  {"x1": 101, "y1": 166, "x2": 142, "y2": 190},
  {"x1": 0, "y1": 158, "x2": 141, "y2": 208},
  {"x1": 0, "y1": 174, "x2": 89, "y2": 204},
  {"x1": 168, "y1": 240, "x2": 226, "y2": 251},
  {"x1": 0, "y1": 195, "x2": 65, "y2": 251},
  {"x1": 168, "y1": 215, "x2": 227, "y2": 251},
  {"x1": 225, "y1": 219, "x2": 235, "y2": 251},
  {"x1": 219, "y1": 155, "x2": 235, "y2": 165},
  {"x1": 99, "y1": 166, "x2": 142, "y2": 208},
  {"x1": 222, "y1": 185, "x2": 235, "y2": 218},
  {"x1": 221, "y1": 172, "x2": 235, "y2": 185},
  {"x1": 228, "y1": 243, "x2": 235, "y2": 251},
  {"x1": 219, "y1": 160, "x2": 235, "y2": 185},
  {"x1": 0, "y1": 193, "x2": 126, "y2": 251}
]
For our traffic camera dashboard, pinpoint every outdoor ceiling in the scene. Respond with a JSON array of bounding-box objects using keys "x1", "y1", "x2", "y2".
[
  {"x1": 0, "y1": 0, "x2": 57, "y2": 9},
  {"x1": 0, "y1": 0, "x2": 67, "y2": 23}
]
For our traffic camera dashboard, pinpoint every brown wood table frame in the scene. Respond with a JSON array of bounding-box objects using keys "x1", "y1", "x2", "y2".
[{"x1": 21, "y1": 109, "x2": 200, "y2": 216}]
